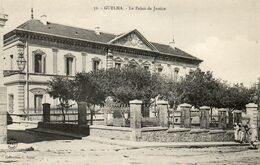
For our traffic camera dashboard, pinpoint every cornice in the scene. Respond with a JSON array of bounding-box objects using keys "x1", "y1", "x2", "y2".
[{"x1": 4, "y1": 28, "x2": 201, "y2": 65}]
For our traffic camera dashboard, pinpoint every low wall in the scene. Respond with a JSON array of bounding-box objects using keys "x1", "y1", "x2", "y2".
[
  {"x1": 38, "y1": 122, "x2": 89, "y2": 135},
  {"x1": 89, "y1": 125, "x2": 234, "y2": 142},
  {"x1": 89, "y1": 125, "x2": 132, "y2": 140},
  {"x1": 141, "y1": 128, "x2": 234, "y2": 142}
]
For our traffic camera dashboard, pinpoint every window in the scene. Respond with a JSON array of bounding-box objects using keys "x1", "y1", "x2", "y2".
[
  {"x1": 93, "y1": 60, "x2": 100, "y2": 72},
  {"x1": 66, "y1": 57, "x2": 73, "y2": 75},
  {"x1": 144, "y1": 66, "x2": 149, "y2": 71},
  {"x1": 34, "y1": 95, "x2": 43, "y2": 113},
  {"x1": 174, "y1": 67, "x2": 179, "y2": 81},
  {"x1": 33, "y1": 49, "x2": 46, "y2": 74},
  {"x1": 35, "y1": 54, "x2": 43, "y2": 73},
  {"x1": 8, "y1": 94, "x2": 14, "y2": 113},
  {"x1": 10, "y1": 55, "x2": 13, "y2": 70},
  {"x1": 115, "y1": 62, "x2": 121, "y2": 69},
  {"x1": 158, "y1": 68, "x2": 163, "y2": 73}
]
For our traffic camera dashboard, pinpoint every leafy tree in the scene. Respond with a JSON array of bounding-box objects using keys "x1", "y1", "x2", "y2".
[
  {"x1": 48, "y1": 76, "x2": 74, "y2": 123},
  {"x1": 92, "y1": 66, "x2": 163, "y2": 105},
  {"x1": 71, "y1": 72, "x2": 106, "y2": 106},
  {"x1": 219, "y1": 83, "x2": 251, "y2": 110},
  {"x1": 176, "y1": 68, "x2": 221, "y2": 108}
]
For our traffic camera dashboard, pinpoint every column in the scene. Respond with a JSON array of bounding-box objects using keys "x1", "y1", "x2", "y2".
[
  {"x1": 78, "y1": 102, "x2": 87, "y2": 125},
  {"x1": 42, "y1": 103, "x2": 50, "y2": 123},
  {"x1": 52, "y1": 48, "x2": 58, "y2": 74},
  {"x1": 157, "y1": 100, "x2": 169, "y2": 127},
  {"x1": 179, "y1": 103, "x2": 191, "y2": 128},
  {"x1": 130, "y1": 100, "x2": 142, "y2": 141},
  {"x1": 233, "y1": 110, "x2": 242, "y2": 124},
  {"x1": 0, "y1": 10, "x2": 8, "y2": 144},
  {"x1": 199, "y1": 106, "x2": 210, "y2": 129},
  {"x1": 81, "y1": 52, "x2": 87, "y2": 72},
  {"x1": 0, "y1": 13, "x2": 7, "y2": 86},
  {"x1": 107, "y1": 50, "x2": 113, "y2": 69},
  {"x1": 0, "y1": 87, "x2": 7, "y2": 143},
  {"x1": 218, "y1": 109, "x2": 227, "y2": 129}
]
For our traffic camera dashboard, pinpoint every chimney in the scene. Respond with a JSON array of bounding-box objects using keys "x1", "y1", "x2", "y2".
[
  {"x1": 169, "y1": 36, "x2": 176, "y2": 49},
  {"x1": 94, "y1": 27, "x2": 101, "y2": 35},
  {"x1": 40, "y1": 15, "x2": 48, "y2": 25}
]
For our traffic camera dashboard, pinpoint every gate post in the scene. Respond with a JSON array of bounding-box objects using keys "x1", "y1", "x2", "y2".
[
  {"x1": 130, "y1": 100, "x2": 142, "y2": 141},
  {"x1": 218, "y1": 109, "x2": 227, "y2": 129},
  {"x1": 157, "y1": 100, "x2": 169, "y2": 127},
  {"x1": 78, "y1": 102, "x2": 87, "y2": 125},
  {"x1": 246, "y1": 103, "x2": 258, "y2": 140},
  {"x1": 180, "y1": 103, "x2": 191, "y2": 128},
  {"x1": 200, "y1": 106, "x2": 210, "y2": 129},
  {"x1": 42, "y1": 103, "x2": 50, "y2": 123}
]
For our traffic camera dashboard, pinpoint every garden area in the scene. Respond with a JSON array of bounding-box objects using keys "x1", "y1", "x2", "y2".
[{"x1": 43, "y1": 66, "x2": 259, "y2": 142}]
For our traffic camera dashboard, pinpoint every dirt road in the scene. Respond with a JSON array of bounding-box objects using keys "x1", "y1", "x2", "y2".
[{"x1": 1, "y1": 129, "x2": 259, "y2": 165}]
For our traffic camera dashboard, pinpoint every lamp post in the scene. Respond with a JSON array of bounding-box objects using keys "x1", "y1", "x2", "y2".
[{"x1": 16, "y1": 41, "x2": 26, "y2": 72}]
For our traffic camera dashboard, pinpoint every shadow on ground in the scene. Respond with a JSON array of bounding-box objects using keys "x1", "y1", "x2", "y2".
[{"x1": 7, "y1": 129, "x2": 76, "y2": 144}]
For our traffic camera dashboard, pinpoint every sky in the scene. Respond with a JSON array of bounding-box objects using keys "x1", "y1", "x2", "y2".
[{"x1": 1, "y1": 0, "x2": 260, "y2": 87}]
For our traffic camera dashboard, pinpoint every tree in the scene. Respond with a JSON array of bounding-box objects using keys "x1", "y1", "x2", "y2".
[
  {"x1": 219, "y1": 83, "x2": 251, "y2": 111},
  {"x1": 71, "y1": 72, "x2": 106, "y2": 106},
  {"x1": 92, "y1": 66, "x2": 163, "y2": 105},
  {"x1": 175, "y1": 68, "x2": 222, "y2": 108},
  {"x1": 48, "y1": 76, "x2": 74, "y2": 123}
]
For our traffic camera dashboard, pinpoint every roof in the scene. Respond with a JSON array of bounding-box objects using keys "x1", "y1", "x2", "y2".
[{"x1": 8, "y1": 19, "x2": 202, "y2": 62}]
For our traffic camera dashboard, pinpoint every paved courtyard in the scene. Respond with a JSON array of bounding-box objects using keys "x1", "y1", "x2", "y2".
[{"x1": 1, "y1": 129, "x2": 260, "y2": 165}]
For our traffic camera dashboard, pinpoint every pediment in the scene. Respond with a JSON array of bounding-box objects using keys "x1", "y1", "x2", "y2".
[
  {"x1": 113, "y1": 57, "x2": 124, "y2": 62},
  {"x1": 32, "y1": 49, "x2": 46, "y2": 55},
  {"x1": 142, "y1": 61, "x2": 151, "y2": 66},
  {"x1": 109, "y1": 30, "x2": 158, "y2": 51},
  {"x1": 30, "y1": 88, "x2": 47, "y2": 95},
  {"x1": 129, "y1": 59, "x2": 139, "y2": 65}
]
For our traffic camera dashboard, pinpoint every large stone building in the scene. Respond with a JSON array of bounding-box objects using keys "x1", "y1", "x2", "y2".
[{"x1": 2, "y1": 18, "x2": 202, "y2": 120}]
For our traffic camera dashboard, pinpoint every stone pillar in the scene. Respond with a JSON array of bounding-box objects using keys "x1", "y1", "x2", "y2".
[
  {"x1": 107, "y1": 50, "x2": 113, "y2": 69},
  {"x1": 246, "y1": 103, "x2": 258, "y2": 126},
  {"x1": 233, "y1": 110, "x2": 242, "y2": 124},
  {"x1": 157, "y1": 100, "x2": 169, "y2": 127},
  {"x1": 246, "y1": 103, "x2": 258, "y2": 141},
  {"x1": 179, "y1": 103, "x2": 191, "y2": 128},
  {"x1": 42, "y1": 103, "x2": 50, "y2": 123},
  {"x1": 200, "y1": 106, "x2": 210, "y2": 129},
  {"x1": 78, "y1": 102, "x2": 87, "y2": 125},
  {"x1": 0, "y1": 87, "x2": 7, "y2": 143},
  {"x1": 218, "y1": 109, "x2": 227, "y2": 129},
  {"x1": 129, "y1": 100, "x2": 142, "y2": 141}
]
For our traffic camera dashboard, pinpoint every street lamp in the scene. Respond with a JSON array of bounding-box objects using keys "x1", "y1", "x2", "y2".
[{"x1": 16, "y1": 41, "x2": 26, "y2": 71}]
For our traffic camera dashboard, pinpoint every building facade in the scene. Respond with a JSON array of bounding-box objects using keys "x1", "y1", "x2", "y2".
[{"x1": 2, "y1": 19, "x2": 202, "y2": 120}]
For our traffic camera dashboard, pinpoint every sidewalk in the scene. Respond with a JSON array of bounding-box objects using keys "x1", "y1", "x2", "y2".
[
  {"x1": 84, "y1": 136, "x2": 254, "y2": 149},
  {"x1": 25, "y1": 127, "x2": 259, "y2": 149}
]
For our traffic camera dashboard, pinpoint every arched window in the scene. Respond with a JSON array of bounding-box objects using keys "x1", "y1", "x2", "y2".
[
  {"x1": 92, "y1": 57, "x2": 101, "y2": 72},
  {"x1": 32, "y1": 49, "x2": 46, "y2": 73}
]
